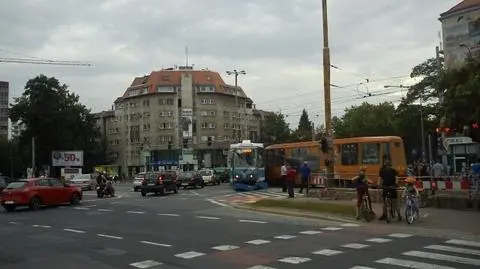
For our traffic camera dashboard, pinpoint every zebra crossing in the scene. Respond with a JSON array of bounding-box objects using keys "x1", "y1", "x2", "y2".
[
  {"x1": 354, "y1": 238, "x2": 480, "y2": 269},
  {"x1": 214, "y1": 190, "x2": 305, "y2": 205}
]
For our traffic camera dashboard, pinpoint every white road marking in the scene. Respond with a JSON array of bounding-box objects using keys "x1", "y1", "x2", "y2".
[
  {"x1": 278, "y1": 257, "x2": 311, "y2": 264},
  {"x1": 32, "y1": 224, "x2": 51, "y2": 228},
  {"x1": 424, "y1": 244, "x2": 480, "y2": 256},
  {"x1": 174, "y1": 251, "x2": 206, "y2": 259},
  {"x1": 196, "y1": 216, "x2": 220, "y2": 220},
  {"x1": 110, "y1": 202, "x2": 122, "y2": 205},
  {"x1": 83, "y1": 204, "x2": 97, "y2": 208},
  {"x1": 63, "y1": 228, "x2": 86, "y2": 234},
  {"x1": 8, "y1": 221, "x2": 22, "y2": 225},
  {"x1": 342, "y1": 243, "x2": 370, "y2": 249},
  {"x1": 140, "y1": 241, "x2": 172, "y2": 247},
  {"x1": 341, "y1": 223, "x2": 361, "y2": 227},
  {"x1": 129, "y1": 260, "x2": 162, "y2": 268},
  {"x1": 246, "y1": 239, "x2": 271, "y2": 245},
  {"x1": 349, "y1": 267, "x2": 376, "y2": 269},
  {"x1": 321, "y1": 227, "x2": 343, "y2": 231},
  {"x1": 74, "y1": 207, "x2": 90, "y2": 210},
  {"x1": 211, "y1": 245, "x2": 240, "y2": 251},
  {"x1": 445, "y1": 239, "x2": 480, "y2": 248},
  {"x1": 388, "y1": 233, "x2": 413, "y2": 238},
  {"x1": 127, "y1": 211, "x2": 145, "y2": 214},
  {"x1": 299, "y1": 230, "x2": 323, "y2": 235},
  {"x1": 206, "y1": 199, "x2": 228, "y2": 207},
  {"x1": 403, "y1": 250, "x2": 480, "y2": 266},
  {"x1": 247, "y1": 266, "x2": 277, "y2": 269},
  {"x1": 376, "y1": 257, "x2": 455, "y2": 268},
  {"x1": 366, "y1": 238, "x2": 392, "y2": 243},
  {"x1": 274, "y1": 235, "x2": 297, "y2": 240},
  {"x1": 191, "y1": 191, "x2": 200, "y2": 196},
  {"x1": 312, "y1": 249, "x2": 344, "y2": 256},
  {"x1": 97, "y1": 234, "x2": 123, "y2": 240},
  {"x1": 238, "y1": 219, "x2": 267, "y2": 224},
  {"x1": 97, "y1": 209, "x2": 113, "y2": 212},
  {"x1": 157, "y1": 213, "x2": 180, "y2": 217}
]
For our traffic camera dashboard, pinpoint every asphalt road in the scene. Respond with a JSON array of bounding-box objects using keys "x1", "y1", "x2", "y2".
[{"x1": 1, "y1": 183, "x2": 479, "y2": 269}]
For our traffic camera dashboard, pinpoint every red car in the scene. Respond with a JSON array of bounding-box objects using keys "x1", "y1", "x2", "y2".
[{"x1": 1, "y1": 177, "x2": 82, "y2": 212}]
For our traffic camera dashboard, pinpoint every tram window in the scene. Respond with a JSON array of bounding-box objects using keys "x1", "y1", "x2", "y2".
[
  {"x1": 382, "y1": 142, "x2": 391, "y2": 164},
  {"x1": 361, "y1": 143, "x2": 380, "y2": 164},
  {"x1": 341, "y1": 143, "x2": 358, "y2": 165}
]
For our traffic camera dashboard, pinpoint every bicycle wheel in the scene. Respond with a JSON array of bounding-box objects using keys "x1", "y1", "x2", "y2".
[
  {"x1": 405, "y1": 205, "x2": 414, "y2": 224},
  {"x1": 361, "y1": 198, "x2": 371, "y2": 222},
  {"x1": 385, "y1": 198, "x2": 391, "y2": 223}
]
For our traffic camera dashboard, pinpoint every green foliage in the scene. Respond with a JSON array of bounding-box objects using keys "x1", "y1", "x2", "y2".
[
  {"x1": 260, "y1": 112, "x2": 291, "y2": 145},
  {"x1": 291, "y1": 109, "x2": 313, "y2": 141},
  {"x1": 9, "y1": 75, "x2": 105, "y2": 174}
]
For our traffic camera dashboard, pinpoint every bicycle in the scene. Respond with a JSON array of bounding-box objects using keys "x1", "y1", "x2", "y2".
[
  {"x1": 383, "y1": 186, "x2": 398, "y2": 223},
  {"x1": 405, "y1": 193, "x2": 418, "y2": 224},
  {"x1": 360, "y1": 193, "x2": 374, "y2": 222}
]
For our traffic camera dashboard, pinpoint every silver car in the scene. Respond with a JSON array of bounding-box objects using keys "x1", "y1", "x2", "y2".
[
  {"x1": 133, "y1": 172, "x2": 145, "y2": 192},
  {"x1": 69, "y1": 174, "x2": 95, "y2": 191}
]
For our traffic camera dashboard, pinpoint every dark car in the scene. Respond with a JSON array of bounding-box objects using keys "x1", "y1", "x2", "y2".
[
  {"x1": 214, "y1": 167, "x2": 230, "y2": 183},
  {"x1": 140, "y1": 171, "x2": 178, "y2": 196},
  {"x1": 178, "y1": 171, "x2": 204, "y2": 189}
]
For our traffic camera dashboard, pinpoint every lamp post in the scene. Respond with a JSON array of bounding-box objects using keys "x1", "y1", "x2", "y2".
[
  {"x1": 384, "y1": 85, "x2": 426, "y2": 161},
  {"x1": 226, "y1": 69, "x2": 247, "y2": 140}
]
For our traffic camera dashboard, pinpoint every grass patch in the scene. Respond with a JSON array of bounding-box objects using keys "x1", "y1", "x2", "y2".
[{"x1": 250, "y1": 199, "x2": 355, "y2": 216}]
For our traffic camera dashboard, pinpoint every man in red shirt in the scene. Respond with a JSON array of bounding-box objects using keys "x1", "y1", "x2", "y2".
[{"x1": 286, "y1": 164, "x2": 297, "y2": 198}]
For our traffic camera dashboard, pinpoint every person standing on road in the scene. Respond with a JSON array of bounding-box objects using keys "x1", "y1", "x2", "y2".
[
  {"x1": 280, "y1": 162, "x2": 287, "y2": 192},
  {"x1": 379, "y1": 160, "x2": 402, "y2": 221},
  {"x1": 286, "y1": 164, "x2": 297, "y2": 198},
  {"x1": 299, "y1": 161, "x2": 311, "y2": 194},
  {"x1": 352, "y1": 167, "x2": 374, "y2": 219}
]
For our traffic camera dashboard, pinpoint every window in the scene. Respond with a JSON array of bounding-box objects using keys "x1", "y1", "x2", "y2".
[
  {"x1": 167, "y1": 111, "x2": 173, "y2": 117},
  {"x1": 208, "y1": 123, "x2": 216, "y2": 129},
  {"x1": 201, "y1": 123, "x2": 208, "y2": 129},
  {"x1": 36, "y1": 179, "x2": 50, "y2": 186},
  {"x1": 157, "y1": 86, "x2": 175, "y2": 93},
  {"x1": 201, "y1": 111, "x2": 208, "y2": 116},
  {"x1": 49, "y1": 178, "x2": 63, "y2": 187},
  {"x1": 201, "y1": 136, "x2": 208, "y2": 142},
  {"x1": 159, "y1": 111, "x2": 165, "y2": 117},
  {"x1": 166, "y1": 98, "x2": 174, "y2": 105},
  {"x1": 382, "y1": 142, "x2": 391, "y2": 164},
  {"x1": 142, "y1": 99, "x2": 150, "y2": 107},
  {"x1": 361, "y1": 143, "x2": 380, "y2": 164},
  {"x1": 208, "y1": 99, "x2": 215, "y2": 104},
  {"x1": 209, "y1": 111, "x2": 216, "y2": 116},
  {"x1": 224, "y1": 123, "x2": 230, "y2": 129},
  {"x1": 143, "y1": 124, "x2": 150, "y2": 131},
  {"x1": 341, "y1": 143, "x2": 358, "y2": 165},
  {"x1": 143, "y1": 112, "x2": 150, "y2": 118}
]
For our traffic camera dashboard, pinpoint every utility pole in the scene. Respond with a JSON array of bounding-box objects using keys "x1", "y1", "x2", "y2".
[
  {"x1": 322, "y1": 0, "x2": 335, "y2": 186},
  {"x1": 226, "y1": 69, "x2": 246, "y2": 140},
  {"x1": 31, "y1": 137, "x2": 35, "y2": 177}
]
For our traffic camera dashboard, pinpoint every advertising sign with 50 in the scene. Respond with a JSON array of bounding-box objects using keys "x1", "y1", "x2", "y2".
[{"x1": 51, "y1": 151, "x2": 84, "y2": 167}]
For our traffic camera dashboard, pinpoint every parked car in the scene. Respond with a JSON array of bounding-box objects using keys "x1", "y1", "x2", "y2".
[
  {"x1": 1, "y1": 177, "x2": 82, "y2": 212},
  {"x1": 140, "y1": 171, "x2": 178, "y2": 196},
  {"x1": 214, "y1": 167, "x2": 230, "y2": 183},
  {"x1": 199, "y1": 169, "x2": 219, "y2": 185},
  {"x1": 68, "y1": 174, "x2": 94, "y2": 191},
  {"x1": 178, "y1": 171, "x2": 204, "y2": 189},
  {"x1": 133, "y1": 172, "x2": 145, "y2": 192}
]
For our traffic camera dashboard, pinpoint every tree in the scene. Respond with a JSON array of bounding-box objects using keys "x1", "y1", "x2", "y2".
[
  {"x1": 9, "y1": 75, "x2": 104, "y2": 175},
  {"x1": 292, "y1": 109, "x2": 313, "y2": 141},
  {"x1": 332, "y1": 102, "x2": 397, "y2": 138},
  {"x1": 260, "y1": 112, "x2": 291, "y2": 145}
]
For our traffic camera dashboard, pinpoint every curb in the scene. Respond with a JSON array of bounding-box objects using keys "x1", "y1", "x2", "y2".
[{"x1": 233, "y1": 205, "x2": 359, "y2": 223}]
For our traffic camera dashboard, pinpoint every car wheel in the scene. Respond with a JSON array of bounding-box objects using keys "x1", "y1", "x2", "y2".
[
  {"x1": 183, "y1": 186, "x2": 187, "y2": 190},
  {"x1": 3, "y1": 205, "x2": 15, "y2": 212},
  {"x1": 141, "y1": 191, "x2": 146, "y2": 197},
  {"x1": 70, "y1": 193, "x2": 80, "y2": 205},
  {"x1": 29, "y1": 196, "x2": 41, "y2": 211}
]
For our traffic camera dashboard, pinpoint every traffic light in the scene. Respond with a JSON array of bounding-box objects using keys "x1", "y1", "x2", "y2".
[
  {"x1": 168, "y1": 140, "x2": 172, "y2": 150},
  {"x1": 207, "y1": 136, "x2": 212, "y2": 147}
]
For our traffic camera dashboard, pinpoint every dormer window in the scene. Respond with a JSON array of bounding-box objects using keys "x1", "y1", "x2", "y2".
[{"x1": 162, "y1": 76, "x2": 169, "y2": 81}]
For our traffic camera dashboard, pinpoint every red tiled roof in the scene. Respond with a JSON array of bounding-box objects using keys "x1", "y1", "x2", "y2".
[
  {"x1": 121, "y1": 69, "x2": 247, "y2": 99},
  {"x1": 440, "y1": 0, "x2": 480, "y2": 17}
]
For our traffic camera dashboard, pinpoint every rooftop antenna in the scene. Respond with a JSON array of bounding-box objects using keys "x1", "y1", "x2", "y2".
[
  {"x1": 185, "y1": 46, "x2": 189, "y2": 67},
  {"x1": 438, "y1": 31, "x2": 443, "y2": 51}
]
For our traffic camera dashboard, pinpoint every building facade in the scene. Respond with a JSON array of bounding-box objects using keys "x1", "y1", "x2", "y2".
[
  {"x1": 101, "y1": 67, "x2": 267, "y2": 175},
  {"x1": 0, "y1": 81, "x2": 9, "y2": 141},
  {"x1": 440, "y1": 0, "x2": 480, "y2": 68}
]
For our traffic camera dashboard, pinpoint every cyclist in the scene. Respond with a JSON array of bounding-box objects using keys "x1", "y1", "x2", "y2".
[
  {"x1": 352, "y1": 167, "x2": 375, "y2": 220},
  {"x1": 379, "y1": 159, "x2": 402, "y2": 221},
  {"x1": 402, "y1": 176, "x2": 420, "y2": 216}
]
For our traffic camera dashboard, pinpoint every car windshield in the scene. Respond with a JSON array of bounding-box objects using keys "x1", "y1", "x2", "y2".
[
  {"x1": 6, "y1": 181, "x2": 27, "y2": 189},
  {"x1": 134, "y1": 173, "x2": 145, "y2": 178},
  {"x1": 199, "y1": 170, "x2": 212, "y2": 176},
  {"x1": 180, "y1": 172, "x2": 193, "y2": 177}
]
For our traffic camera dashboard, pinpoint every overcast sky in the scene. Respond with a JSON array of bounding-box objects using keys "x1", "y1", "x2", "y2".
[{"x1": 0, "y1": 0, "x2": 459, "y2": 128}]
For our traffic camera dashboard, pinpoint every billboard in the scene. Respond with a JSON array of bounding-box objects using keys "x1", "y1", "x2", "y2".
[
  {"x1": 52, "y1": 150, "x2": 84, "y2": 167},
  {"x1": 181, "y1": 108, "x2": 193, "y2": 138}
]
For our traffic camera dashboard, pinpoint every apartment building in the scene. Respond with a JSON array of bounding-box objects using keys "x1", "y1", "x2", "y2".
[
  {"x1": 0, "y1": 81, "x2": 9, "y2": 141},
  {"x1": 440, "y1": 0, "x2": 480, "y2": 68},
  {"x1": 101, "y1": 66, "x2": 266, "y2": 175}
]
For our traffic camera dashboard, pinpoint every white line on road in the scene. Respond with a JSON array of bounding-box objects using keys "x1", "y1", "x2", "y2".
[
  {"x1": 157, "y1": 213, "x2": 180, "y2": 217},
  {"x1": 238, "y1": 219, "x2": 267, "y2": 224},
  {"x1": 191, "y1": 191, "x2": 200, "y2": 196},
  {"x1": 403, "y1": 250, "x2": 480, "y2": 266},
  {"x1": 206, "y1": 199, "x2": 228, "y2": 207},
  {"x1": 445, "y1": 239, "x2": 480, "y2": 248},
  {"x1": 140, "y1": 241, "x2": 172, "y2": 247},
  {"x1": 32, "y1": 224, "x2": 51, "y2": 228},
  {"x1": 83, "y1": 204, "x2": 97, "y2": 208},
  {"x1": 126, "y1": 211, "x2": 145, "y2": 214},
  {"x1": 424, "y1": 245, "x2": 480, "y2": 256},
  {"x1": 8, "y1": 221, "x2": 22, "y2": 225},
  {"x1": 130, "y1": 260, "x2": 163, "y2": 268},
  {"x1": 376, "y1": 257, "x2": 455, "y2": 269},
  {"x1": 74, "y1": 207, "x2": 90, "y2": 210},
  {"x1": 97, "y1": 209, "x2": 113, "y2": 212},
  {"x1": 97, "y1": 234, "x2": 123, "y2": 240},
  {"x1": 196, "y1": 216, "x2": 220, "y2": 220},
  {"x1": 63, "y1": 228, "x2": 86, "y2": 234}
]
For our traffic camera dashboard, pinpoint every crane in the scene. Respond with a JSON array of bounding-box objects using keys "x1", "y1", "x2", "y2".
[{"x1": 0, "y1": 57, "x2": 91, "y2": 66}]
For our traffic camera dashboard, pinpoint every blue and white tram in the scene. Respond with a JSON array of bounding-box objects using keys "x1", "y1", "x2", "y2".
[{"x1": 228, "y1": 140, "x2": 267, "y2": 191}]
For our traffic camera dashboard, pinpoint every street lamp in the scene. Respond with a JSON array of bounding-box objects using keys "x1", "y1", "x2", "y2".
[
  {"x1": 226, "y1": 69, "x2": 247, "y2": 140},
  {"x1": 384, "y1": 85, "x2": 426, "y2": 161}
]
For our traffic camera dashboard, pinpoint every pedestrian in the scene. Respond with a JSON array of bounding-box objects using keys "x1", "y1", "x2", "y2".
[
  {"x1": 379, "y1": 160, "x2": 402, "y2": 221},
  {"x1": 286, "y1": 164, "x2": 297, "y2": 198},
  {"x1": 280, "y1": 162, "x2": 287, "y2": 192},
  {"x1": 299, "y1": 161, "x2": 311, "y2": 194}
]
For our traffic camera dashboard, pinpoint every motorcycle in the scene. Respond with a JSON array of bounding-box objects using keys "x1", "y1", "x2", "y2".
[{"x1": 96, "y1": 180, "x2": 115, "y2": 198}]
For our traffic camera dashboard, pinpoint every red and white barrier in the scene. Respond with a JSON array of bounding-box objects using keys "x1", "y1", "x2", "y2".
[
  {"x1": 414, "y1": 179, "x2": 470, "y2": 191},
  {"x1": 309, "y1": 173, "x2": 326, "y2": 187}
]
